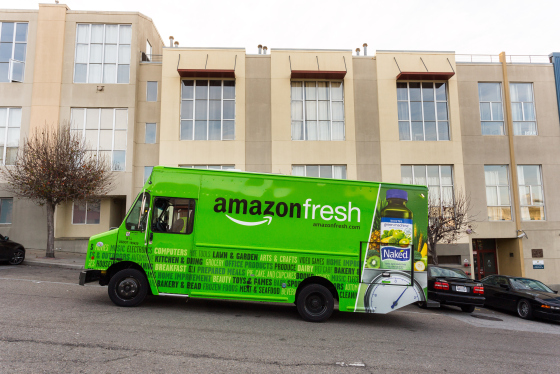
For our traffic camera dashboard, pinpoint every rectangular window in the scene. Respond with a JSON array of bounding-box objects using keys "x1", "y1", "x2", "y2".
[
  {"x1": 144, "y1": 166, "x2": 153, "y2": 183},
  {"x1": 146, "y1": 39, "x2": 152, "y2": 61},
  {"x1": 74, "y1": 24, "x2": 131, "y2": 84},
  {"x1": 484, "y1": 165, "x2": 511, "y2": 221},
  {"x1": 478, "y1": 83, "x2": 505, "y2": 135},
  {"x1": 292, "y1": 165, "x2": 347, "y2": 179},
  {"x1": 291, "y1": 81, "x2": 345, "y2": 141},
  {"x1": 0, "y1": 198, "x2": 13, "y2": 224},
  {"x1": 517, "y1": 165, "x2": 544, "y2": 220},
  {"x1": 72, "y1": 199, "x2": 101, "y2": 224},
  {"x1": 397, "y1": 82, "x2": 449, "y2": 141},
  {"x1": 180, "y1": 80, "x2": 235, "y2": 141},
  {"x1": 147, "y1": 81, "x2": 158, "y2": 102},
  {"x1": 0, "y1": 22, "x2": 28, "y2": 82},
  {"x1": 151, "y1": 197, "x2": 195, "y2": 234},
  {"x1": 510, "y1": 83, "x2": 537, "y2": 135},
  {"x1": 0, "y1": 107, "x2": 22, "y2": 165},
  {"x1": 179, "y1": 165, "x2": 235, "y2": 170},
  {"x1": 145, "y1": 123, "x2": 156, "y2": 143},
  {"x1": 401, "y1": 165, "x2": 453, "y2": 209},
  {"x1": 70, "y1": 108, "x2": 127, "y2": 171}
]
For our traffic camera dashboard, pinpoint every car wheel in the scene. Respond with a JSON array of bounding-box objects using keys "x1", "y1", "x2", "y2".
[
  {"x1": 296, "y1": 284, "x2": 334, "y2": 322},
  {"x1": 108, "y1": 269, "x2": 148, "y2": 307},
  {"x1": 516, "y1": 299, "x2": 534, "y2": 320},
  {"x1": 417, "y1": 301, "x2": 428, "y2": 309},
  {"x1": 461, "y1": 305, "x2": 475, "y2": 313},
  {"x1": 8, "y1": 248, "x2": 25, "y2": 265}
]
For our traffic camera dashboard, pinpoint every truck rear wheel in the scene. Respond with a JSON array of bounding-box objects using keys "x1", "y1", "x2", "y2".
[
  {"x1": 296, "y1": 284, "x2": 334, "y2": 322},
  {"x1": 108, "y1": 269, "x2": 148, "y2": 307}
]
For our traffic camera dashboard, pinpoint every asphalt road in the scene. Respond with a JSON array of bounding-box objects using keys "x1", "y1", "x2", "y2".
[{"x1": 1, "y1": 264, "x2": 559, "y2": 373}]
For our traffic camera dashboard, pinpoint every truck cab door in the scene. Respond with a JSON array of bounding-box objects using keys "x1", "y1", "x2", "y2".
[{"x1": 147, "y1": 197, "x2": 196, "y2": 295}]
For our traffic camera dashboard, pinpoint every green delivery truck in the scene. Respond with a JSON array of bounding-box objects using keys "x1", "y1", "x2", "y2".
[{"x1": 79, "y1": 166, "x2": 430, "y2": 322}]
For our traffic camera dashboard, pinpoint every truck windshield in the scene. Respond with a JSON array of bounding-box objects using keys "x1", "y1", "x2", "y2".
[{"x1": 125, "y1": 192, "x2": 151, "y2": 231}]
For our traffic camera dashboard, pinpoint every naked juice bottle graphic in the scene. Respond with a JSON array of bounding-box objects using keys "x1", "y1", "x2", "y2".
[{"x1": 380, "y1": 189, "x2": 413, "y2": 270}]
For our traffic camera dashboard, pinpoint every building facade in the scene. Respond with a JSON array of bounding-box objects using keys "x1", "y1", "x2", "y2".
[{"x1": 1, "y1": 4, "x2": 560, "y2": 288}]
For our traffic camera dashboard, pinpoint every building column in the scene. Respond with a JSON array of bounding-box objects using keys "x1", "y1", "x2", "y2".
[
  {"x1": 499, "y1": 51, "x2": 525, "y2": 277},
  {"x1": 29, "y1": 3, "x2": 68, "y2": 131}
]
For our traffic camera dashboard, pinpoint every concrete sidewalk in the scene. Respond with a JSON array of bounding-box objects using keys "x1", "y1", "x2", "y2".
[{"x1": 23, "y1": 249, "x2": 86, "y2": 270}]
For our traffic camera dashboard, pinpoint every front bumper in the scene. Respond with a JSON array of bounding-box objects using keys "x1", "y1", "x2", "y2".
[
  {"x1": 78, "y1": 270, "x2": 101, "y2": 285},
  {"x1": 428, "y1": 291, "x2": 485, "y2": 307},
  {"x1": 534, "y1": 309, "x2": 560, "y2": 321}
]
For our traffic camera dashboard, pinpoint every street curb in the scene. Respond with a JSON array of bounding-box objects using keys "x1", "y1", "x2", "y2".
[{"x1": 23, "y1": 260, "x2": 84, "y2": 270}]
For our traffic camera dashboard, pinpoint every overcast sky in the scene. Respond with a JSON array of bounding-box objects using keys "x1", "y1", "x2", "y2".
[{"x1": 5, "y1": 0, "x2": 560, "y2": 56}]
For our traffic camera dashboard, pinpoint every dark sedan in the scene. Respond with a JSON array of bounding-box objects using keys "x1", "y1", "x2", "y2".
[
  {"x1": 0, "y1": 234, "x2": 25, "y2": 265},
  {"x1": 481, "y1": 275, "x2": 560, "y2": 321},
  {"x1": 422, "y1": 266, "x2": 485, "y2": 313}
]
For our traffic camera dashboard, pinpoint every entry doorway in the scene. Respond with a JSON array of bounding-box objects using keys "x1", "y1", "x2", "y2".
[{"x1": 473, "y1": 239, "x2": 498, "y2": 280}]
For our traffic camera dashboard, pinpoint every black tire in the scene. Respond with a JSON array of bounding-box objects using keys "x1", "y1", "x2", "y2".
[
  {"x1": 517, "y1": 299, "x2": 534, "y2": 320},
  {"x1": 296, "y1": 284, "x2": 334, "y2": 322},
  {"x1": 108, "y1": 268, "x2": 148, "y2": 307},
  {"x1": 417, "y1": 301, "x2": 428, "y2": 309},
  {"x1": 461, "y1": 305, "x2": 476, "y2": 313},
  {"x1": 8, "y1": 248, "x2": 25, "y2": 265}
]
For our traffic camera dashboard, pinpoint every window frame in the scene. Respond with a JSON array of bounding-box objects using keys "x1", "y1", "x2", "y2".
[
  {"x1": 478, "y1": 82, "x2": 505, "y2": 136},
  {"x1": 180, "y1": 79, "x2": 236, "y2": 141},
  {"x1": 397, "y1": 81, "x2": 450, "y2": 141},
  {"x1": 510, "y1": 82, "x2": 537, "y2": 136},
  {"x1": 73, "y1": 23, "x2": 132, "y2": 84},
  {"x1": 147, "y1": 81, "x2": 158, "y2": 102},
  {"x1": 401, "y1": 165, "x2": 454, "y2": 209},
  {"x1": 291, "y1": 80, "x2": 345, "y2": 141},
  {"x1": 145, "y1": 122, "x2": 156, "y2": 143},
  {"x1": 0, "y1": 22, "x2": 28, "y2": 83},
  {"x1": 151, "y1": 197, "x2": 196, "y2": 235},
  {"x1": 0, "y1": 197, "x2": 13, "y2": 224},
  {"x1": 291, "y1": 165, "x2": 347, "y2": 179},
  {"x1": 517, "y1": 164, "x2": 545, "y2": 221},
  {"x1": 179, "y1": 165, "x2": 235, "y2": 170},
  {"x1": 0, "y1": 107, "x2": 22, "y2": 165},
  {"x1": 484, "y1": 165, "x2": 512, "y2": 221},
  {"x1": 70, "y1": 108, "x2": 128, "y2": 171},
  {"x1": 72, "y1": 199, "x2": 101, "y2": 225}
]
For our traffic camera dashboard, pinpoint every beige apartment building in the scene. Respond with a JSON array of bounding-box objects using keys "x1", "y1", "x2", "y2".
[{"x1": 1, "y1": 4, "x2": 560, "y2": 288}]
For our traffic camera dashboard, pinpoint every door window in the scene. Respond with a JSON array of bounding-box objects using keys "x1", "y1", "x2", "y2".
[
  {"x1": 151, "y1": 197, "x2": 195, "y2": 234},
  {"x1": 125, "y1": 192, "x2": 150, "y2": 231}
]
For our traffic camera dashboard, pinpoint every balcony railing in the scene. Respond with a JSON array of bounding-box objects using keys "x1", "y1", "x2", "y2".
[
  {"x1": 456, "y1": 54, "x2": 550, "y2": 64},
  {"x1": 140, "y1": 52, "x2": 162, "y2": 63}
]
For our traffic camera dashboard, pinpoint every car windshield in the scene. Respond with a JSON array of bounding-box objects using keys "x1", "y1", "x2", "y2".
[
  {"x1": 430, "y1": 267, "x2": 468, "y2": 279},
  {"x1": 510, "y1": 278, "x2": 554, "y2": 293}
]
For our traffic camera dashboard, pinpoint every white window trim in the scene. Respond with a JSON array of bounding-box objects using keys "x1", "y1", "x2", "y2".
[
  {"x1": 0, "y1": 22, "x2": 28, "y2": 83},
  {"x1": 397, "y1": 82, "x2": 450, "y2": 141},
  {"x1": 72, "y1": 200, "x2": 101, "y2": 225},
  {"x1": 70, "y1": 108, "x2": 128, "y2": 171},
  {"x1": 180, "y1": 79, "x2": 236, "y2": 141},
  {"x1": 0, "y1": 107, "x2": 21, "y2": 165},
  {"x1": 484, "y1": 165, "x2": 512, "y2": 221},
  {"x1": 479, "y1": 82, "x2": 505, "y2": 136},
  {"x1": 402, "y1": 165, "x2": 454, "y2": 209},
  {"x1": 291, "y1": 165, "x2": 347, "y2": 179},
  {"x1": 291, "y1": 81, "x2": 345, "y2": 141},
  {"x1": 517, "y1": 165, "x2": 545, "y2": 221},
  {"x1": 510, "y1": 82, "x2": 538, "y2": 136},
  {"x1": 73, "y1": 23, "x2": 131, "y2": 84}
]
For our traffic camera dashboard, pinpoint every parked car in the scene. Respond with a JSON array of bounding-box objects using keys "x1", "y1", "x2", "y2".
[
  {"x1": 481, "y1": 275, "x2": 560, "y2": 321},
  {"x1": 0, "y1": 234, "x2": 25, "y2": 265},
  {"x1": 421, "y1": 265, "x2": 485, "y2": 313}
]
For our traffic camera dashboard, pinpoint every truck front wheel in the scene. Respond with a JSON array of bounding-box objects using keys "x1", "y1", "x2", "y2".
[
  {"x1": 296, "y1": 284, "x2": 334, "y2": 322},
  {"x1": 108, "y1": 269, "x2": 148, "y2": 307}
]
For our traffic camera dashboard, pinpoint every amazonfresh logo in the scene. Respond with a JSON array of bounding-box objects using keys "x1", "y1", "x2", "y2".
[
  {"x1": 213, "y1": 197, "x2": 361, "y2": 226},
  {"x1": 381, "y1": 247, "x2": 410, "y2": 261}
]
